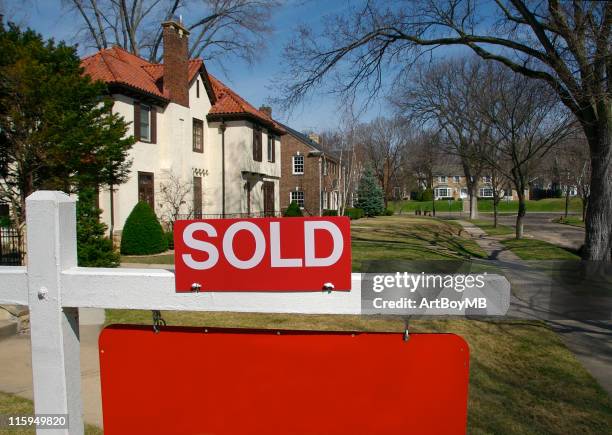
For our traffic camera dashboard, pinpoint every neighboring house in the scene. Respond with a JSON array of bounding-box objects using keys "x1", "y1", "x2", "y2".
[
  {"x1": 429, "y1": 167, "x2": 528, "y2": 201},
  {"x1": 279, "y1": 126, "x2": 343, "y2": 215},
  {"x1": 81, "y1": 20, "x2": 284, "y2": 239}
]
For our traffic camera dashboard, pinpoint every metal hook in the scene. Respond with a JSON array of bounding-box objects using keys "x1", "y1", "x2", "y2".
[{"x1": 152, "y1": 310, "x2": 166, "y2": 333}]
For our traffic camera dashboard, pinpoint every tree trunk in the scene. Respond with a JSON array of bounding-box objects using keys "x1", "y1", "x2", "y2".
[
  {"x1": 493, "y1": 195, "x2": 499, "y2": 228},
  {"x1": 583, "y1": 118, "x2": 612, "y2": 261},
  {"x1": 515, "y1": 190, "x2": 526, "y2": 239},
  {"x1": 564, "y1": 187, "x2": 570, "y2": 219},
  {"x1": 468, "y1": 184, "x2": 479, "y2": 220}
]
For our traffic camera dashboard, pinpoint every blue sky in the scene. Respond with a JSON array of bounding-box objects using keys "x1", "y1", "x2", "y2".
[{"x1": 9, "y1": 0, "x2": 381, "y2": 133}]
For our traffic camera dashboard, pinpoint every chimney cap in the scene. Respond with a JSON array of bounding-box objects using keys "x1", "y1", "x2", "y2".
[{"x1": 162, "y1": 20, "x2": 190, "y2": 36}]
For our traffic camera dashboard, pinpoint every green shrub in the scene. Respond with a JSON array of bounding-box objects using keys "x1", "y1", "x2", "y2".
[
  {"x1": 384, "y1": 208, "x2": 394, "y2": 216},
  {"x1": 120, "y1": 201, "x2": 167, "y2": 255},
  {"x1": 344, "y1": 208, "x2": 364, "y2": 220},
  {"x1": 420, "y1": 188, "x2": 433, "y2": 202},
  {"x1": 322, "y1": 209, "x2": 338, "y2": 216},
  {"x1": 284, "y1": 201, "x2": 303, "y2": 217},
  {"x1": 77, "y1": 188, "x2": 120, "y2": 267}
]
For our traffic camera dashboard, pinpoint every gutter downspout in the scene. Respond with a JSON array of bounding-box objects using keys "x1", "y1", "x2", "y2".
[{"x1": 220, "y1": 121, "x2": 226, "y2": 218}]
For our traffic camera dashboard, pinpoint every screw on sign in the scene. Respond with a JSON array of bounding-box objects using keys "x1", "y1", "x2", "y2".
[{"x1": 173, "y1": 216, "x2": 352, "y2": 292}]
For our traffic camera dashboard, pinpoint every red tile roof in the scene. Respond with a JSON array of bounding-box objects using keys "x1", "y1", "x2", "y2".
[{"x1": 81, "y1": 46, "x2": 283, "y2": 133}]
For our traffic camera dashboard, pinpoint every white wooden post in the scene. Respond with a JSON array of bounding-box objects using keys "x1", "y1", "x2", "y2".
[{"x1": 26, "y1": 191, "x2": 83, "y2": 435}]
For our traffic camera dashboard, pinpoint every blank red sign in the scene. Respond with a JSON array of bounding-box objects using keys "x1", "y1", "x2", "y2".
[
  {"x1": 99, "y1": 325, "x2": 469, "y2": 434},
  {"x1": 173, "y1": 217, "x2": 352, "y2": 292}
]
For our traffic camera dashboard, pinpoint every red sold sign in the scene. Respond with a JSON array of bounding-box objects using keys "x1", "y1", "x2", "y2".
[{"x1": 174, "y1": 217, "x2": 351, "y2": 292}]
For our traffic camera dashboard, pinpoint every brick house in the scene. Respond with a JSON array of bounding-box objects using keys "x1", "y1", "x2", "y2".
[
  {"x1": 430, "y1": 166, "x2": 528, "y2": 200},
  {"x1": 81, "y1": 20, "x2": 284, "y2": 238},
  {"x1": 278, "y1": 125, "x2": 342, "y2": 215}
]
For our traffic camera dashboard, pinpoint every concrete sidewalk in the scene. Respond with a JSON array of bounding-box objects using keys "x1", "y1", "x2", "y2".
[{"x1": 0, "y1": 325, "x2": 104, "y2": 429}]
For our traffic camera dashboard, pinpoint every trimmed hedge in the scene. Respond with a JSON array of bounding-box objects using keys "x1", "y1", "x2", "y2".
[
  {"x1": 284, "y1": 201, "x2": 303, "y2": 217},
  {"x1": 120, "y1": 201, "x2": 167, "y2": 255},
  {"x1": 344, "y1": 208, "x2": 364, "y2": 220},
  {"x1": 322, "y1": 209, "x2": 338, "y2": 216},
  {"x1": 384, "y1": 208, "x2": 394, "y2": 216}
]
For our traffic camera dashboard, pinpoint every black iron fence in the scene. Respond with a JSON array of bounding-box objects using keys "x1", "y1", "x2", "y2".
[
  {"x1": 176, "y1": 211, "x2": 283, "y2": 220},
  {"x1": 0, "y1": 226, "x2": 24, "y2": 266}
]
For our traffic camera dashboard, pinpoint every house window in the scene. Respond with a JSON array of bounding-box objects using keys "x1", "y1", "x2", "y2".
[
  {"x1": 290, "y1": 190, "x2": 304, "y2": 208},
  {"x1": 140, "y1": 105, "x2": 151, "y2": 142},
  {"x1": 193, "y1": 176, "x2": 202, "y2": 217},
  {"x1": 253, "y1": 127, "x2": 262, "y2": 162},
  {"x1": 479, "y1": 188, "x2": 494, "y2": 198},
  {"x1": 453, "y1": 176, "x2": 460, "y2": 183},
  {"x1": 438, "y1": 176, "x2": 447, "y2": 183},
  {"x1": 435, "y1": 187, "x2": 451, "y2": 199},
  {"x1": 267, "y1": 135, "x2": 275, "y2": 163},
  {"x1": 137, "y1": 172, "x2": 155, "y2": 209},
  {"x1": 483, "y1": 176, "x2": 492, "y2": 183},
  {"x1": 193, "y1": 118, "x2": 204, "y2": 153},
  {"x1": 293, "y1": 155, "x2": 304, "y2": 174},
  {"x1": 322, "y1": 191, "x2": 328, "y2": 209},
  {"x1": 460, "y1": 188, "x2": 468, "y2": 198}
]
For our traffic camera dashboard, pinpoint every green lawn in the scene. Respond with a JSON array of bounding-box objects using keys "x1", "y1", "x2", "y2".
[
  {"x1": 121, "y1": 253, "x2": 174, "y2": 264},
  {"x1": 351, "y1": 216, "x2": 487, "y2": 269},
  {"x1": 0, "y1": 392, "x2": 102, "y2": 435},
  {"x1": 469, "y1": 219, "x2": 515, "y2": 236},
  {"x1": 390, "y1": 198, "x2": 583, "y2": 214},
  {"x1": 501, "y1": 238, "x2": 581, "y2": 260},
  {"x1": 553, "y1": 216, "x2": 585, "y2": 227}
]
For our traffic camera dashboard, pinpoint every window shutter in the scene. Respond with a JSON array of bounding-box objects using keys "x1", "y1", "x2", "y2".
[
  {"x1": 150, "y1": 106, "x2": 157, "y2": 143},
  {"x1": 133, "y1": 102, "x2": 141, "y2": 141}
]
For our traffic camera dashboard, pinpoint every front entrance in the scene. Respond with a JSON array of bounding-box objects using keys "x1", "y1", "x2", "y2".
[{"x1": 263, "y1": 181, "x2": 275, "y2": 216}]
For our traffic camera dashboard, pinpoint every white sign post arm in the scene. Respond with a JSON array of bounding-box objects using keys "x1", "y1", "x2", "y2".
[{"x1": 26, "y1": 191, "x2": 83, "y2": 435}]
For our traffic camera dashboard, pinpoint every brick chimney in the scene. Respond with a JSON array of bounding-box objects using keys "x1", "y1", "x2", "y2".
[
  {"x1": 162, "y1": 20, "x2": 190, "y2": 107},
  {"x1": 259, "y1": 106, "x2": 272, "y2": 118}
]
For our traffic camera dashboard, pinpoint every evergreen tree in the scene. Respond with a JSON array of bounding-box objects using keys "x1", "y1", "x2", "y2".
[
  {"x1": 76, "y1": 188, "x2": 120, "y2": 267},
  {"x1": 356, "y1": 167, "x2": 384, "y2": 217},
  {"x1": 0, "y1": 23, "x2": 134, "y2": 224},
  {"x1": 283, "y1": 201, "x2": 303, "y2": 217}
]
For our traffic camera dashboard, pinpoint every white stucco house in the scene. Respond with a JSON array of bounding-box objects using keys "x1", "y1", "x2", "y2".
[{"x1": 81, "y1": 20, "x2": 284, "y2": 239}]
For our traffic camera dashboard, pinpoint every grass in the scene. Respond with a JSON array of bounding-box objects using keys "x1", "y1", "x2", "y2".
[
  {"x1": 390, "y1": 198, "x2": 583, "y2": 214},
  {"x1": 501, "y1": 238, "x2": 581, "y2": 260},
  {"x1": 102, "y1": 311, "x2": 612, "y2": 434},
  {"x1": 469, "y1": 219, "x2": 515, "y2": 236},
  {"x1": 0, "y1": 392, "x2": 102, "y2": 435},
  {"x1": 121, "y1": 253, "x2": 174, "y2": 264},
  {"x1": 553, "y1": 216, "x2": 585, "y2": 227},
  {"x1": 350, "y1": 216, "x2": 487, "y2": 269}
]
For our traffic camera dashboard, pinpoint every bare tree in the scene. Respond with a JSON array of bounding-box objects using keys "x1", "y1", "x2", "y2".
[
  {"x1": 64, "y1": 0, "x2": 278, "y2": 65},
  {"x1": 556, "y1": 133, "x2": 591, "y2": 221},
  {"x1": 479, "y1": 65, "x2": 575, "y2": 238},
  {"x1": 395, "y1": 57, "x2": 495, "y2": 219},
  {"x1": 157, "y1": 170, "x2": 192, "y2": 229},
  {"x1": 355, "y1": 117, "x2": 411, "y2": 208},
  {"x1": 278, "y1": 0, "x2": 611, "y2": 261}
]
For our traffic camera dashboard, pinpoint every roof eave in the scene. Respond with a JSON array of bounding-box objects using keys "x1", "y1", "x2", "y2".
[{"x1": 207, "y1": 112, "x2": 286, "y2": 135}]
